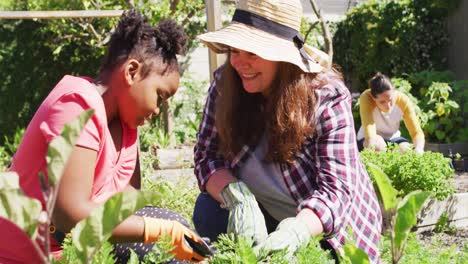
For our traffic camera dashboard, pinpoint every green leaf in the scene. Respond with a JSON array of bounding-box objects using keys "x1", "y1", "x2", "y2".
[
  {"x1": 435, "y1": 130, "x2": 446, "y2": 140},
  {"x1": 47, "y1": 109, "x2": 94, "y2": 187},
  {"x1": 367, "y1": 163, "x2": 400, "y2": 211},
  {"x1": 0, "y1": 171, "x2": 20, "y2": 189},
  {"x1": 0, "y1": 172, "x2": 42, "y2": 238},
  {"x1": 445, "y1": 100, "x2": 459, "y2": 109},
  {"x1": 341, "y1": 243, "x2": 370, "y2": 264},
  {"x1": 71, "y1": 190, "x2": 155, "y2": 262},
  {"x1": 393, "y1": 191, "x2": 431, "y2": 252},
  {"x1": 127, "y1": 249, "x2": 139, "y2": 264}
]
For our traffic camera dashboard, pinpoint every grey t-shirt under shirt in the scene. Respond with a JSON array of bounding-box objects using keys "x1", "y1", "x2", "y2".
[{"x1": 238, "y1": 135, "x2": 297, "y2": 221}]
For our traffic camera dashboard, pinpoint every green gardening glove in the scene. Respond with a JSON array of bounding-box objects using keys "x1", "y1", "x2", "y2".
[
  {"x1": 219, "y1": 181, "x2": 268, "y2": 246},
  {"x1": 254, "y1": 217, "x2": 311, "y2": 257}
]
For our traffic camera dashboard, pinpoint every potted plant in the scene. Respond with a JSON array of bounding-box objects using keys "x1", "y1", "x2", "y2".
[{"x1": 453, "y1": 153, "x2": 467, "y2": 172}]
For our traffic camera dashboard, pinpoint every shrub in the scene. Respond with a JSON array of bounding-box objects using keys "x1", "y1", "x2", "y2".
[
  {"x1": 360, "y1": 145, "x2": 455, "y2": 200},
  {"x1": 333, "y1": 0, "x2": 461, "y2": 91}
]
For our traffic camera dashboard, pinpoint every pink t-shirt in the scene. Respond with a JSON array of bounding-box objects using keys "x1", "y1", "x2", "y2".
[{"x1": 1, "y1": 75, "x2": 138, "y2": 263}]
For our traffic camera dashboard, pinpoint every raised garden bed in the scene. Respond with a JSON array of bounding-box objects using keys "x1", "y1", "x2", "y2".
[{"x1": 416, "y1": 172, "x2": 468, "y2": 232}]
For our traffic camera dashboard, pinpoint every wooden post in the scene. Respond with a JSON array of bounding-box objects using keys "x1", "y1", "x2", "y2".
[{"x1": 205, "y1": 0, "x2": 225, "y2": 81}]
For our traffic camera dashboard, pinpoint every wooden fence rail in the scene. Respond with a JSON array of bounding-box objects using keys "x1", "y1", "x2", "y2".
[{"x1": 0, "y1": 10, "x2": 123, "y2": 19}]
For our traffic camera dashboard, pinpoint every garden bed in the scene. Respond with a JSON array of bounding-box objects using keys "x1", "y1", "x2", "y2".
[
  {"x1": 416, "y1": 172, "x2": 468, "y2": 233},
  {"x1": 417, "y1": 227, "x2": 468, "y2": 252}
]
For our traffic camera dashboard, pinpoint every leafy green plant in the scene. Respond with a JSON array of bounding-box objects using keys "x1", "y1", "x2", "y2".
[
  {"x1": 333, "y1": 0, "x2": 460, "y2": 91},
  {"x1": 380, "y1": 232, "x2": 467, "y2": 264},
  {"x1": 172, "y1": 73, "x2": 208, "y2": 145},
  {"x1": 391, "y1": 70, "x2": 466, "y2": 143},
  {"x1": 360, "y1": 146, "x2": 454, "y2": 200},
  {"x1": 210, "y1": 233, "x2": 335, "y2": 264},
  {"x1": 142, "y1": 177, "x2": 199, "y2": 221},
  {"x1": 367, "y1": 164, "x2": 431, "y2": 264},
  {"x1": 433, "y1": 212, "x2": 456, "y2": 234}
]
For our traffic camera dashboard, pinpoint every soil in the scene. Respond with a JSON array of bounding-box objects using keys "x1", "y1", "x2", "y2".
[
  {"x1": 417, "y1": 227, "x2": 468, "y2": 252},
  {"x1": 453, "y1": 171, "x2": 468, "y2": 193}
]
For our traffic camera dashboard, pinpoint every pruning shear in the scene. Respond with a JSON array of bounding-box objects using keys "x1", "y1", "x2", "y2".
[{"x1": 184, "y1": 234, "x2": 216, "y2": 258}]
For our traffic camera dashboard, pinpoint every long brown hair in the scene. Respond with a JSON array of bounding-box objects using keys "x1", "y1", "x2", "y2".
[{"x1": 215, "y1": 57, "x2": 333, "y2": 164}]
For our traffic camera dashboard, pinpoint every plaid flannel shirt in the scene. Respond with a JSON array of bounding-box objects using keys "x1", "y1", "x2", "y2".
[{"x1": 194, "y1": 69, "x2": 382, "y2": 263}]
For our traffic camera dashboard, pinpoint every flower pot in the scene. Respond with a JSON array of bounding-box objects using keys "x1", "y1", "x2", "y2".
[
  {"x1": 453, "y1": 158, "x2": 467, "y2": 172},
  {"x1": 425, "y1": 143, "x2": 468, "y2": 157}
]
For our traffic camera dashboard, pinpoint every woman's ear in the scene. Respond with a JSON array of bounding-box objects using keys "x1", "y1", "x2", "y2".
[{"x1": 124, "y1": 59, "x2": 142, "y2": 85}]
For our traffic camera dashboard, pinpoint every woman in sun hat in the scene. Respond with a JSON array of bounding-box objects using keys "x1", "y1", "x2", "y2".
[{"x1": 192, "y1": 0, "x2": 382, "y2": 262}]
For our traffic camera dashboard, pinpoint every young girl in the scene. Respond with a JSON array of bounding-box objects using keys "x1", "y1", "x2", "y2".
[
  {"x1": 192, "y1": 0, "x2": 382, "y2": 263},
  {"x1": 2, "y1": 9, "x2": 204, "y2": 263},
  {"x1": 357, "y1": 72, "x2": 425, "y2": 153}
]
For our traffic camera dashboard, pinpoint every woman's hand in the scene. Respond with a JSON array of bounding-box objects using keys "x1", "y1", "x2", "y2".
[
  {"x1": 219, "y1": 181, "x2": 268, "y2": 246},
  {"x1": 254, "y1": 217, "x2": 310, "y2": 257}
]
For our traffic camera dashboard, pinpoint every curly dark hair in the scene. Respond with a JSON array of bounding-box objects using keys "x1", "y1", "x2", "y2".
[{"x1": 98, "y1": 9, "x2": 187, "y2": 82}]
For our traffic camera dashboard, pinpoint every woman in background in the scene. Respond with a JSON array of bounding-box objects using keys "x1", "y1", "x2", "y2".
[{"x1": 357, "y1": 72, "x2": 425, "y2": 153}]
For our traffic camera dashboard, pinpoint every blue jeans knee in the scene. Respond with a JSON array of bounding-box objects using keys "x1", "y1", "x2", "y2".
[{"x1": 192, "y1": 192, "x2": 229, "y2": 242}]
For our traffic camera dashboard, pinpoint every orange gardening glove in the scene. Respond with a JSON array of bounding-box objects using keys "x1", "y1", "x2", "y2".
[{"x1": 143, "y1": 217, "x2": 205, "y2": 262}]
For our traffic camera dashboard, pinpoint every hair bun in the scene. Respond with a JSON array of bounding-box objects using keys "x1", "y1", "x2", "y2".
[
  {"x1": 155, "y1": 19, "x2": 187, "y2": 57},
  {"x1": 113, "y1": 9, "x2": 149, "y2": 47}
]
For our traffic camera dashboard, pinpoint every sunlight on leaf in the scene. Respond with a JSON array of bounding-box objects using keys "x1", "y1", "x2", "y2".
[
  {"x1": 394, "y1": 191, "x2": 430, "y2": 252},
  {"x1": 71, "y1": 190, "x2": 159, "y2": 262},
  {"x1": 0, "y1": 172, "x2": 42, "y2": 238},
  {"x1": 367, "y1": 163, "x2": 400, "y2": 211}
]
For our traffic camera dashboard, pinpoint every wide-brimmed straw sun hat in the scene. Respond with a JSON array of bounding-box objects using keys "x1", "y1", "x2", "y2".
[{"x1": 198, "y1": 0, "x2": 329, "y2": 73}]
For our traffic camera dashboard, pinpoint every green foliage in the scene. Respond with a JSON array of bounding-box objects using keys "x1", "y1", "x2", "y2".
[
  {"x1": 334, "y1": 0, "x2": 460, "y2": 91},
  {"x1": 433, "y1": 212, "x2": 456, "y2": 234},
  {"x1": 172, "y1": 74, "x2": 208, "y2": 145},
  {"x1": 210, "y1": 233, "x2": 334, "y2": 264},
  {"x1": 368, "y1": 160, "x2": 431, "y2": 264},
  {"x1": 142, "y1": 234, "x2": 176, "y2": 264},
  {"x1": 71, "y1": 191, "x2": 158, "y2": 262},
  {"x1": 295, "y1": 236, "x2": 335, "y2": 264},
  {"x1": 360, "y1": 146, "x2": 454, "y2": 200},
  {"x1": 0, "y1": 16, "x2": 111, "y2": 145},
  {"x1": 341, "y1": 244, "x2": 370, "y2": 264},
  {"x1": 0, "y1": 127, "x2": 22, "y2": 170},
  {"x1": 0, "y1": 110, "x2": 92, "y2": 262},
  {"x1": 339, "y1": 228, "x2": 371, "y2": 264},
  {"x1": 380, "y1": 233, "x2": 467, "y2": 264},
  {"x1": 389, "y1": 70, "x2": 467, "y2": 143},
  {"x1": 142, "y1": 177, "x2": 198, "y2": 221},
  {"x1": 0, "y1": 172, "x2": 42, "y2": 238},
  {"x1": 393, "y1": 191, "x2": 431, "y2": 262},
  {"x1": 58, "y1": 236, "x2": 117, "y2": 264},
  {"x1": 139, "y1": 73, "x2": 208, "y2": 151},
  {"x1": 367, "y1": 163, "x2": 400, "y2": 211}
]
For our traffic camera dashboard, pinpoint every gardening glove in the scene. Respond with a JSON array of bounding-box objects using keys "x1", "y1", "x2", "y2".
[
  {"x1": 254, "y1": 217, "x2": 311, "y2": 257},
  {"x1": 219, "y1": 181, "x2": 268, "y2": 246},
  {"x1": 143, "y1": 217, "x2": 205, "y2": 262}
]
